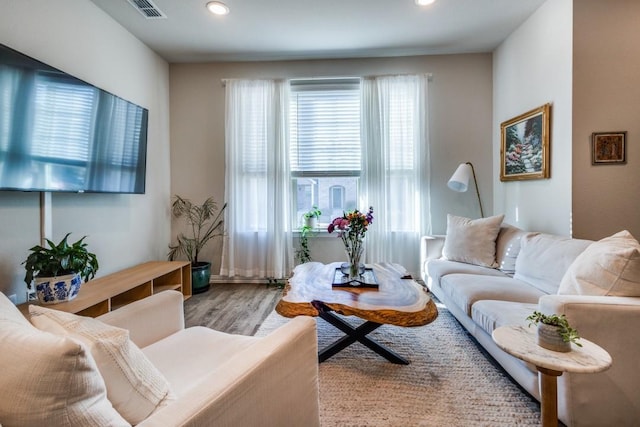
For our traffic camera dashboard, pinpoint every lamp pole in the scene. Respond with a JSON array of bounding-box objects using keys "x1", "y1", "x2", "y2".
[{"x1": 466, "y1": 162, "x2": 484, "y2": 218}]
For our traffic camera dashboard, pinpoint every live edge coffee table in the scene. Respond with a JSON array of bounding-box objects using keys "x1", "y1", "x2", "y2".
[{"x1": 276, "y1": 262, "x2": 438, "y2": 364}]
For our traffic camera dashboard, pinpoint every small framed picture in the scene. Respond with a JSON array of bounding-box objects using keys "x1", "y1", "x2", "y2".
[{"x1": 592, "y1": 132, "x2": 626, "y2": 165}]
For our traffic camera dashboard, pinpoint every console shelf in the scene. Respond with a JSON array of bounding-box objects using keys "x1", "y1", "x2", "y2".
[{"x1": 19, "y1": 261, "x2": 192, "y2": 317}]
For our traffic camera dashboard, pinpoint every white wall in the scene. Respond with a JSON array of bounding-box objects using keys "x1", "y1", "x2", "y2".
[
  {"x1": 0, "y1": 0, "x2": 171, "y2": 303},
  {"x1": 170, "y1": 54, "x2": 493, "y2": 275},
  {"x1": 493, "y1": 0, "x2": 573, "y2": 235},
  {"x1": 572, "y1": 0, "x2": 640, "y2": 240}
]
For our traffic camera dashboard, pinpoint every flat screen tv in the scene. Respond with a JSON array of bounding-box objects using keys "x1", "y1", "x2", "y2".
[{"x1": 0, "y1": 43, "x2": 148, "y2": 194}]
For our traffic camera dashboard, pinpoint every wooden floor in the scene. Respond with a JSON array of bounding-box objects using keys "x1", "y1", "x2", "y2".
[{"x1": 184, "y1": 282, "x2": 284, "y2": 335}]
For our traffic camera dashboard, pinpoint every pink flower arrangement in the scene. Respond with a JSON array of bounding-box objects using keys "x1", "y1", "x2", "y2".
[
  {"x1": 327, "y1": 207, "x2": 374, "y2": 239},
  {"x1": 328, "y1": 207, "x2": 374, "y2": 276}
]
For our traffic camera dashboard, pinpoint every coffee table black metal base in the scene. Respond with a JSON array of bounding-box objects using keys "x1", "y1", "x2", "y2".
[{"x1": 312, "y1": 300, "x2": 409, "y2": 365}]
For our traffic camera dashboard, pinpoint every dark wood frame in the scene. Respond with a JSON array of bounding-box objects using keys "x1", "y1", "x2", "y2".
[{"x1": 592, "y1": 132, "x2": 627, "y2": 165}]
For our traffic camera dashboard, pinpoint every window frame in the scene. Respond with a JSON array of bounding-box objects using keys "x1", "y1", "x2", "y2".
[{"x1": 289, "y1": 78, "x2": 362, "y2": 228}]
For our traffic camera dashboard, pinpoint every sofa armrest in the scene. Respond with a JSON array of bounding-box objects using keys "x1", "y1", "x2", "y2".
[
  {"x1": 539, "y1": 294, "x2": 640, "y2": 345},
  {"x1": 138, "y1": 316, "x2": 320, "y2": 427},
  {"x1": 98, "y1": 290, "x2": 185, "y2": 348},
  {"x1": 420, "y1": 235, "x2": 446, "y2": 279},
  {"x1": 538, "y1": 293, "x2": 640, "y2": 349},
  {"x1": 538, "y1": 294, "x2": 640, "y2": 425}
]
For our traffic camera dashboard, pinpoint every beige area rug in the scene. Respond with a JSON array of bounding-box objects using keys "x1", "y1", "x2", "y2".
[{"x1": 255, "y1": 302, "x2": 541, "y2": 427}]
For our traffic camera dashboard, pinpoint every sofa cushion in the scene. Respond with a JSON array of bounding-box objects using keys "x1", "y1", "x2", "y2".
[
  {"x1": 0, "y1": 294, "x2": 128, "y2": 426},
  {"x1": 440, "y1": 273, "x2": 545, "y2": 316},
  {"x1": 442, "y1": 214, "x2": 505, "y2": 268},
  {"x1": 142, "y1": 326, "x2": 258, "y2": 396},
  {"x1": 471, "y1": 300, "x2": 539, "y2": 373},
  {"x1": 558, "y1": 230, "x2": 640, "y2": 296},
  {"x1": 427, "y1": 258, "x2": 508, "y2": 290},
  {"x1": 495, "y1": 225, "x2": 527, "y2": 275},
  {"x1": 471, "y1": 300, "x2": 537, "y2": 336},
  {"x1": 30, "y1": 305, "x2": 174, "y2": 425},
  {"x1": 514, "y1": 233, "x2": 592, "y2": 295}
]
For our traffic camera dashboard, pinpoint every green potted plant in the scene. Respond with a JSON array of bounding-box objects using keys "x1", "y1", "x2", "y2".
[
  {"x1": 296, "y1": 224, "x2": 314, "y2": 264},
  {"x1": 526, "y1": 311, "x2": 582, "y2": 352},
  {"x1": 22, "y1": 233, "x2": 99, "y2": 304},
  {"x1": 296, "y1": 206, "x2": 321, "y2": 264},
  {"x1": 303, "y1": 205, "x2": 322, "y2": 229},
  {"x1": 168, "y1": 195, "x2": 226, "y2": 294}
]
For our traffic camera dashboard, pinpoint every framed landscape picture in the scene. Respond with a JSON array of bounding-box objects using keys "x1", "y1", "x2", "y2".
[
  {"x1": 592, "y1": 132, "x2": 626, "y2": 165},
  {"x1": 500, "y1": 104, "x2": 551, "y2": 181}
]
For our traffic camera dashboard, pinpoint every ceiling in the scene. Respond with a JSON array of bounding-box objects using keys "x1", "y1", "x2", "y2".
[{"x1": 88, "y1": 0, "x2": 546, "y2": 63}]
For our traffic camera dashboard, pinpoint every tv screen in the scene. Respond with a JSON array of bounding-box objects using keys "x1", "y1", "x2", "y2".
[{"x1": 0, "y1": 43, "x2": 148, "y2": 194}]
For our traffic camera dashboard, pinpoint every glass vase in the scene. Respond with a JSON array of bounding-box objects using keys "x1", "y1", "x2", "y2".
[{"x1": 342, "y1": 244, "x2": 364, "y2": 279}]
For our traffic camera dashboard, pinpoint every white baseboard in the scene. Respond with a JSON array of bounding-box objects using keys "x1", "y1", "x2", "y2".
[{"x1": 209, "y1": 275, "x2": 274, "y2": 285}]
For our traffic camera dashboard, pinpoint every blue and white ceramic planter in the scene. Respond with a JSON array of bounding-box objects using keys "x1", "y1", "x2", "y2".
[{"x1": 34, "y1": 273, "x2": 82, "y2": 304}]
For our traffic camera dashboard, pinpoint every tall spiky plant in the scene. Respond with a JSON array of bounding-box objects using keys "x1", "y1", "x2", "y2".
[{"x1": 168, "y1": 195, "x2": 226, "y2": 265}]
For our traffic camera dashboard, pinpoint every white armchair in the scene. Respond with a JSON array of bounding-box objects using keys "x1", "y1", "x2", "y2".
[{"x1": 0, "y1": 290, "x2": 320, "y2": 427}]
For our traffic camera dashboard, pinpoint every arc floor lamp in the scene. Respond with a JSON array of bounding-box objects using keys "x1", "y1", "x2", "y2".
[{"x1": 447, "y1": 162, "x2": 484, "y2": 218}]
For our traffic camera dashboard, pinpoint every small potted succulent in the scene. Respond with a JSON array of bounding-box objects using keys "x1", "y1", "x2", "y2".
[
  {"x1": 526, "y1": 311, "x2": 582, "y2": 352},
  {"x1": 22, "y1": 233, "x2": 99, "y2": 304}
]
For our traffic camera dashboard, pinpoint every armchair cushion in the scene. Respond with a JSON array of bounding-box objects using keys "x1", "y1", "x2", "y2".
[
  {"x1": 442, "y1": 214, "x2": 504, "y2": 268},
  {"x1": 30, "y1": 305, "x2": 175, "y2": 425},
  {"x1": 558, "y1": 230, "x2": 640, "y2": 296},
  {"x1": 0, "y1": 293, "x2": 128, "y2": 427},
  {"x1": 142, "y1": 326, "x2": 257, "y2": 396}
]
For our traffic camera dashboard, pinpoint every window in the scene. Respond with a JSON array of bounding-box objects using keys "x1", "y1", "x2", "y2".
[
  {"x1": 289, "y1": 79, "x2": 360, "y2": 226},
  {"x1": 330, "y1": 185, "x2": 345, "y2": 210}
]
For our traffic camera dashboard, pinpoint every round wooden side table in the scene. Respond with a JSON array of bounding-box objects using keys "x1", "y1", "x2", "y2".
[{"x1": 492, "y1": 325, "x2": 612, "y2": 427}]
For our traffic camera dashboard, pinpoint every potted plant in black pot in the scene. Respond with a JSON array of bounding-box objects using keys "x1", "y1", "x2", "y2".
[
  {"x1": 22, "y1": 233, "x2": 99, "y2": 304},
  {"x1": 168, "y1": 195, "x2": 226, "y2": 294}
]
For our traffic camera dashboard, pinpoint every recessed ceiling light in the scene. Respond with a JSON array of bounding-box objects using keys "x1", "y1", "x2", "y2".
[
  {"x1": 415, "y1": 0, "x2": 436, "y2": 6},
  {"x1": 207, "y1": 1, "x2": 229, "y2": 15}
]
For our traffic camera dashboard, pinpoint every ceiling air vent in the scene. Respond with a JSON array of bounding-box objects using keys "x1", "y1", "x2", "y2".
[{"x1": 127, "y1": 0, "x2": 167, "y2": 19}]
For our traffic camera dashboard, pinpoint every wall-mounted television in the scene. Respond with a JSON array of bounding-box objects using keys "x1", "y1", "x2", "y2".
[{"x1": 0, "y1": 43, "x2": 148, "y2": 194}]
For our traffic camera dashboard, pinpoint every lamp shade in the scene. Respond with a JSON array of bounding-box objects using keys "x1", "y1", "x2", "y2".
[{"x1": 447, "y1": 163, "x2": 472, "y2": 192}]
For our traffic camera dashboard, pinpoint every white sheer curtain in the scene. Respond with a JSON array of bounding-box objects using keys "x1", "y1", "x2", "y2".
[
  {"x1": 220, "y1": 79, "x2": 293, "y2": 278},
  {"x1": 360, "y1": 74, "x2": 431, "y2": 275}
]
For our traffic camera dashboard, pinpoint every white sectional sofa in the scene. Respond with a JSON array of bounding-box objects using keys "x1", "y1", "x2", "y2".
[
  {"x1": 0, "y1": 290, "x2": 320, "y2": 427},
  {"x1": 420, "y1": 215, "x2": 640, "y2": 427}
]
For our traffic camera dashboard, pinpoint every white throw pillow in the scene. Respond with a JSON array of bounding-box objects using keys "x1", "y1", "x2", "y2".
[
  {"x1": 30, "y1": 305, "x2": 175, "y2": 425},
  {"x1": 0, "y1": 293, "x2": 129, "y2": 426},
  {"x1": 514, "y1": 233, "x2": 592, "y2": 295},
  {"x1": 442, "y1": 214, "x2": 505, "y2": 268},
  {"x1": 558, "y1": 230, "x2": 640, "y2": 296}
]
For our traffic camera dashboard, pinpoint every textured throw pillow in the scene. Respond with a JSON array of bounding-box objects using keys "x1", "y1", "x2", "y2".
[
  {"x1": 0, "y1": 293, "x2": 129, "y2": 426},
  {"x1": 514, "y1": 233, "x2": 592, "y2": 295},
  {"x1": 30, "y1": 305, "x2": 175, "y2": 425},
  {"x1": 442, "y1": 214, "x2": 505, "y2": 268},
  {"x1": 558, "y1": 230, "x2": 640, "y2": 296}
]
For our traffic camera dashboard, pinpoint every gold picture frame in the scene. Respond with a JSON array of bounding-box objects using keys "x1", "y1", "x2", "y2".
[
  {"x1": 500, "y1": 104, "x2": 551, "y2": 181},
  {"x1": 592, "y1": 132, "x2": 626, "y2": 165}
]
